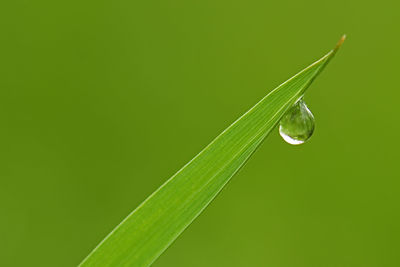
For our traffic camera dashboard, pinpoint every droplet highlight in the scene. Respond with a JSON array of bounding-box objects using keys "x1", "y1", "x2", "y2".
[{"x1": 279, "y1": 99, "x2": 315, "y2": 145}]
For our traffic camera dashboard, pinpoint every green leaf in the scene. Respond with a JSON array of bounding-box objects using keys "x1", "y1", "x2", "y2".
[{"x1": 79, "y1": 36, "x2": 345, "y2": 267}]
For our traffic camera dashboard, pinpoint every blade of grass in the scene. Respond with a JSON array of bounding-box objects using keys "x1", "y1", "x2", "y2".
[{"x1": 80, "y1": 36, "x2": 345, "y2": 267}]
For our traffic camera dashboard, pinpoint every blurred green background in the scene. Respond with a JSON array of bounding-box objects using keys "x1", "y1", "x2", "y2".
[{"x1": 1, "y1": 0, "x2": 399, "y2": 266}]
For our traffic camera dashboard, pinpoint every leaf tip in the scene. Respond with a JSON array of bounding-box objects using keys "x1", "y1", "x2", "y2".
[{"x1": 334, "y1": 34, "x2": 346, "y2": 51}]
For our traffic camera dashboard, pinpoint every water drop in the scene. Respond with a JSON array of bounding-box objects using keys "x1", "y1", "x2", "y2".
[{"x1": 279, "y1": 99, "x2": 315, "y2": 145}]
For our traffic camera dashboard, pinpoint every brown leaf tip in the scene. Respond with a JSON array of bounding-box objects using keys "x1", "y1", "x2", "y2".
[{"x1": 334, "y1": 34, "x2": 346, "y2": 51}]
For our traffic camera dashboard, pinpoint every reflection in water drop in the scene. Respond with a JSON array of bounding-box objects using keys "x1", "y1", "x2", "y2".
[{"x1": 279, "y1": 99, "x2": 315, "y2": 145}]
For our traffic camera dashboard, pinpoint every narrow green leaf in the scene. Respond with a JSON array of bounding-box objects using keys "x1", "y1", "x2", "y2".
[{"x1": 80, "y1": 36, "x2": 345, "y2": 267}]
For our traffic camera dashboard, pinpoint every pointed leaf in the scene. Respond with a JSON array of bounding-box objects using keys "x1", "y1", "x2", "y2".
[{"x1": 80, "y1": 36, "x2": 345, "y2": 267}]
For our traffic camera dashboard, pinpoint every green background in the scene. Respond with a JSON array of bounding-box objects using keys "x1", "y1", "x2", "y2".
[{"x1": 1, "y1": 0, "x2": 399, "y2": 266}]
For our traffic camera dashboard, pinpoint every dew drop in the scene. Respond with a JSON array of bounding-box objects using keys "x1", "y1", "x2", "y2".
[{"x1": 279, "y1": 99, "x2": 315, "y2": 145}]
